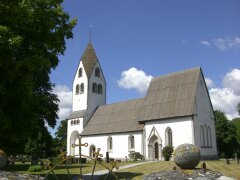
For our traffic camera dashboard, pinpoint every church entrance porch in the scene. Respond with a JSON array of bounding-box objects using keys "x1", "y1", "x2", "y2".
[
  {"x1": 147, "y1": 127, "x2": 162, "y2": 160},
  {"x1": 70, "y1": 131, "x2": 79, "y2": 157}
]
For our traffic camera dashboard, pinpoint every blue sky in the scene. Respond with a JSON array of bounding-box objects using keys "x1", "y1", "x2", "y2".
[{"x1": 50, "y1": 0, "x2": 240, "y2": 135}]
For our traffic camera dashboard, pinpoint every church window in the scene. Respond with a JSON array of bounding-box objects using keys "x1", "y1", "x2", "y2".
[
  {"x1": 95, "y1": 67, "x2": 100, "y2": 77},
  {"x1": 76, "y1": 85, "x2": 80, "y2": 94},
  {"x1": 80, "y1": 83, "x2": 84, "y2": 93},
  {"x1": 74, "y1": 120, "x2": 77, "y2": 125},
  {"x1": 200, "y1": 125, "x2": 205, "y2": 147},
  {"x1": 92, "y1": 83, "x2": 97, "y2": 93},
  {"x1": 98, "y1": 84, "x2": 102, "y2": 94},
  {"x1": 130, "y1": 135, "x2": 135, "y2": 149},
  {"x1": 165, "y1": 127, "x2": 173, "y2": 146},
  {"x1": 205, "y1": 125, "x2": 209, "y2": 147},
  {"x1": 208, "y1": 126, "x2": 212, "y2": 147},
  {"x1": 77, "y1": 119, "x2": 80, "y2": 125},
  {"x1": 107, "y1": 136, "x2": 113, "y2": 152},
  {"x1": 71, "y1": 120, "x2": 74, "y2": 125},
  {"x1": 78, "y1": 68, "x2": 82, "y2": 78}
]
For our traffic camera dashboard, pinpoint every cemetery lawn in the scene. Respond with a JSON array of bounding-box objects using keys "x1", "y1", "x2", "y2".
[
  {"x1": 2, "y1": 160, "x2": 239, "y2": 179},
  {"x1": 104, "y1": 160, "x2": 240, "y2": 180}
]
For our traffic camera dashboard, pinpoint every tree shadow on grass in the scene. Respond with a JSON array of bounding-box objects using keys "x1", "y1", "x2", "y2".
[{"x1": 99, "y1": 172, "x2": 143, "y2": 180}]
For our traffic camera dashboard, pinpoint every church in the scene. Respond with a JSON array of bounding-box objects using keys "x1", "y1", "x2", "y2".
[{"x1": 67, "y1": 42, "x2": 218, "y2": 160}]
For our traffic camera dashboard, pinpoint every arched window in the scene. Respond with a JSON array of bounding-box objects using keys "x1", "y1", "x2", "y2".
[
  {"x1": 200, "y1": 125, "x2": 205, "y2": 147},
  {"x1": 98, "y1": 84, "x2": 102, "y2": 94},
  {"x1": 107, "y1": 136, "x2": 113, "y2": 152},
  {"x1": 208, "y1": 126, "x2": 212, "y2": 147},
  {"x1": 128, "y1": 135, "x2": 135, "y2": 150},
  {"x1": 95, "y1": 67, "x2": 100, "y2": 77},
  {"x1": 78, "y1": 68, "x2": 82, "y2": 78},
  {"x1": 165, "y1": 127, "x2": 173, "y2": 146},
  {"x1": 80, "y1": 83, "x2": 84, "y2": 93},
  {"x1": 205, "y1": 125, "x2": 209, "y2": 147},
  {"x1": 92, "y1": 83, "x2": 97, "y2": 93},
  {"x1": 76, "y1": 85, "x2": 80, "y2": 94}
]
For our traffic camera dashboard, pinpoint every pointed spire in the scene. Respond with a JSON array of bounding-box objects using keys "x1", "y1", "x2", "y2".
[
  {"x1": 81, "y1": 42, "x2": 98, "y2": 78},
  {"x1": 89, "y1": 24, "x2": 93, "y2": 42}
]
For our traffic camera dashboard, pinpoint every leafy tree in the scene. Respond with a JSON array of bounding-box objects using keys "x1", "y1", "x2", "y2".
[
  {"x1": 237, "y1": 102, "x2": 240, "y2": 115},
  {"x1": 54, "y1": 120, "x2": 67, "y2": 151},
  {"x1": 25, "y1": 126, "x2": 55, "y2": 158},
  {"x1": 232, "y1": 118, "x2": 240, "y2": 156},
  {"x1": 214, "y1": 110, "x2": 238, "y2": 158},
  {"x1": 162, "y1": 146, "x2": 174, "y2": 161},
  {"x1": 0, "y1": 0, "x2": 76, "y2": 154}
]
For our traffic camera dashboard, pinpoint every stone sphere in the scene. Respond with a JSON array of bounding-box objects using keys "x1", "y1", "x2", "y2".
[
  {"x1": 173, "y1": 143, "x2": 201, "y2": 169},
  {"x1": 0, "y1": 149, "x2": 7, "y2": 168}
]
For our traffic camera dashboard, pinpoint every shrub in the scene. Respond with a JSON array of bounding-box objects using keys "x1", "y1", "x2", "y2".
[
  {"x1": 128, "y1": 151, "x2": 144, "y2": 161},
  {"x1": 162, "y1": 146, "x2": 174, "y2": 161},
  {"x1": 28, "y1": 165, "x2": 42, "y2": 172}
]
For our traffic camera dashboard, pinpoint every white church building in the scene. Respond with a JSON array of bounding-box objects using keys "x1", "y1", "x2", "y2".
[{"x1": 67, "y1": 42, "x2": 218, "y2": 160}]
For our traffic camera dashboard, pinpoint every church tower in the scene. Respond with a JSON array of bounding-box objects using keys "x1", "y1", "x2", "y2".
[
  {"x1": 72, "y1": 42, "x2": 106, "y2": 124},
  {"x1": 67, "y1": 42, "x2": 106, "y2": 156}
]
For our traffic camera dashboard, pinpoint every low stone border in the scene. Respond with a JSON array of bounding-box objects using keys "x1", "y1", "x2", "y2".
[
  {"x1": 0, "y1": 171, "x2": 44, "y2": 180},
  {"x1": 143, "y1": 169, "x2": 235, "y2": 180}
]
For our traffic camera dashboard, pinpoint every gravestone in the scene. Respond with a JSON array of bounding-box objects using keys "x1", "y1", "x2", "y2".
[
  {"x1": 0, "y1": 149, "x2": 7, "y2": 168},
  {"x1": 31, "y1": 156, "x2": 39, "y2": 166}
]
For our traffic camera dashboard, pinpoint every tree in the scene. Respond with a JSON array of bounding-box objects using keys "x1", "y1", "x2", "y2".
[
  {"x1": 232, "y1": 118, "x2": 240, "y2": 156},
  {"x1": 54, "y1": 120, "x2": 67, "y2": 151},
  {"x1": 0, "y1": 0, "x2": 76, "y2": 154},
  {"x1": 214, "y1": 110, "x2": 238, "y2": 158}
]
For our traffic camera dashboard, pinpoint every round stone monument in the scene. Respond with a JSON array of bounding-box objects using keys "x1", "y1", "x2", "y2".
[
  {"x1": 173, "y1": 143, "x2": 200, "y2": 169},
  {"x1": 0, "y1": 149, "x2": 7, "y2": 168}
]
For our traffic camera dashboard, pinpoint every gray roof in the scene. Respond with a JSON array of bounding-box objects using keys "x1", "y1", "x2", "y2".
[
  {"x1": 67, "y1": 110, "x2": 86, "y2": 119},
  {"x1": 139, "y1": 67, "x2": 200, "y2": 122},
  {"x1": 81, "y1": 42, "x2": 98, "y2": 78},
  {"x1": 81, "y1": 99, "x2": 144, "y2": 136},
  {"x1": 81, "y1": 67, "x2": 202, "y2": 136}
]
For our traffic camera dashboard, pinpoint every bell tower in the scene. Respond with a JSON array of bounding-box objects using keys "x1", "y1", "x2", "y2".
[{"x1": 72, "y1": 42, "x2": 106, "y2": 125}]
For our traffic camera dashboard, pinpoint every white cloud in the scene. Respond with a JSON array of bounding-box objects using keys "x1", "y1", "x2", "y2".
[
  {"x1": 208, "y1": 69, "x2": 240, "y2": 120},
  {"x1": 223, "y1": 69, "x2": 240, "y2": 95},
  {"x1": 53, "y1": 85, "x2": 72, "y2": 120},
  {"x1": 200, "y1": 41, "x2": 210, "y2": 47},
  {"x1": 118, "y1": 67, "x2": 153, "y2": 94},
  {"x1": 212, "y1": 36, "x2": 240, "y2": 51},
  {"x1": 205, "y1": 78, "x2": 214, "y2": 88}
]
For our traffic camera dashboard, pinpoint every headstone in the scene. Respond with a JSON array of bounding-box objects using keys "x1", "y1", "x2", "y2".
[
  {"x1": 201, "y1": 162, "x2": 206, "y2": 171},
  {"x1": 106, "y1": 152, "x2": 109, "y2": 163},
  {"x1": 0, "y1": 149, "x2": 7, "y2": 168},
  {"x1": 235, "y1": 153, "x2": 238, "y2": 164},
  {"x1": 31, "y1": 156, "x2": 39, "y2": 166},
  {"x1": 226, "y1": 158, "x2": 230, "y2": 164},
  {"x1": 173, "y1": 143, "x2": 201, "y2": 169}
]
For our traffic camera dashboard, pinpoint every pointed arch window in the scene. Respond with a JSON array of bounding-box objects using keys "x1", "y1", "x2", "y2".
[
  {"x1": 205, "y1": 125, "x2": 209, "y2": 147},
  {"x1": 80, "y1": 83, "x2": 84, "y2": 93},
  {"x1": 78, "y1": 68, "x2": 82, "y2": 78},
  {"x1": 129, "y1": 135, "x2": 135, "y2": 150},
  {"x1": 76, "y1": 85, "x2": 80, "y2": 94},
  {"x1": 95, "y1": 67, "x2": 100, "y2": 77},
  {"x1": 165, "y1": 127, "x2": 173, "y2": 146},
  {"x1": 208, "y1": 126, "x2": 212, "y2": 147},
  {"x1": 107, "y1": 136, "x2": 113, "y2": 152},
  {"x1": 98, "y1": 84, "x2": 102, "y2": 94},
  {"x1": 200, "y1": 125, "x2": 205, "y2": 147},
  {"x1": 92, "y1": 83, "x2": 97, "y2": 93}
]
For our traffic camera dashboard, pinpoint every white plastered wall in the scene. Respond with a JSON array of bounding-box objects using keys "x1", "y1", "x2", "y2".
[
  {"x1": 81, "y1": 132, "x2": 142, "y2": 159},
  {"x1": 145, "y1": 117, "x2": 193, "y2": 160},
  {"x1": 67, "y1": 117, "x2": 84, "y2": 156},
  {"x1": 72, "y1": 61, "x2": 88, "y2": 112},
  {"x1": 193, "y1": 72, "x2": 218, "y2": 158}
]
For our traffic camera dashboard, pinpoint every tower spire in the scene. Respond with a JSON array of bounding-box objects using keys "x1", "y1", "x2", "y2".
[{"x1": 89, "y1": 24, "x2": 93, "y2": 42}]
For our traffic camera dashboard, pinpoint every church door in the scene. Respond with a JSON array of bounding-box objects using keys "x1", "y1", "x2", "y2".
[{"x1": 154, "y1": 142, "x2": 159, "y2": 159}]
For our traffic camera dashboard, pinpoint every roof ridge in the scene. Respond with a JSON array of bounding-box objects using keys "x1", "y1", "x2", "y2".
[{"x1": 152, "y1": 67, "x2": 201, "y2": 81}]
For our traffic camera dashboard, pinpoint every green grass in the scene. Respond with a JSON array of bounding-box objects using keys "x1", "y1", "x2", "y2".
[
  {"x1": 1, "y1": 160, "x2": 240, "y2": 180},
  {"x1": 104, "y1": 160, "x2": 240, "y2": 180}
]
